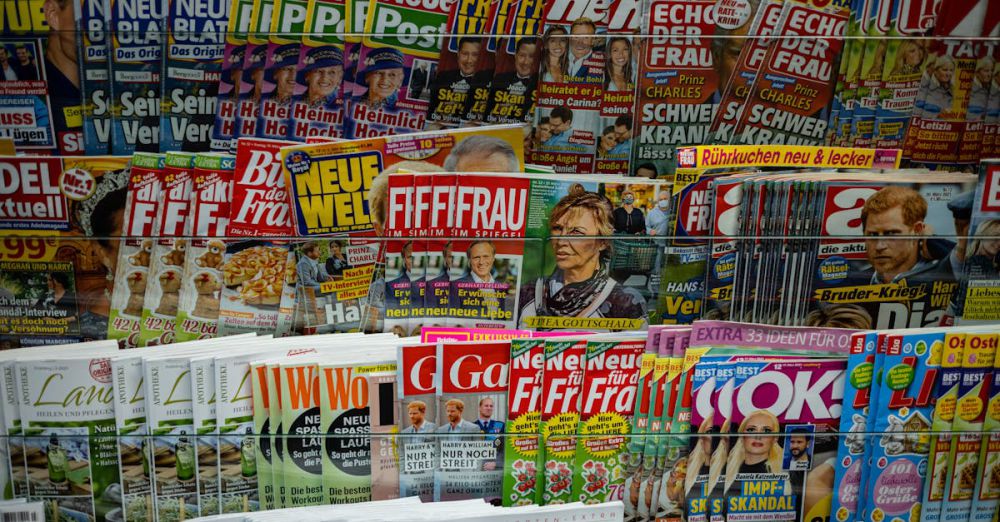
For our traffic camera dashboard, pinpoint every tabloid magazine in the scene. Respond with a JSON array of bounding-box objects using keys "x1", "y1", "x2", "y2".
[
  {"x1": 107, "y1": 152, "x2": 165, "y2": 348},
  {"x1": 0, "y1": 155, "x2": 130, "y2": 348},
  {"x1": 633, "y1": 0, "x2": 719, "y2": 180},
  {"x1": 107, "y1": 0, "x2": 166, "y2": 154},
  {"x1": 212, "y1": 0, "x2": 255, "y2": 152},
  {"x1": 529, "y1": 0, "x2": 612, "y2": 174},
  {"x1": 346, "y1": 0, "x2": 451, "y2": 138},
  {"x1": 484, "y1": 0, "x2": 543, "y2": 127},
  {"x1": 255, "y1": 0, "x2": 308, "y2": 142},
  {"x1": 174, "y1": 153, "x2": 235, "y2": 343},
  {"x1": 709, "y1": 0, "x2": 784, "y2": 144},
  {"x1": 0, "y1": 0, "x2": 85, "y2": 154},
  {"x1": 233, "y1": 0, "x2": 275, "y2": 147},
  {"x1": 434, "y1": 341, "x2": 510, "y2": 502},
  {"x1": 162, "y1": 0, "x2": 228, "y2": 152},
  {"x1": 730, "y1": 0, "x2": 849, "y2": 146},
  {"x1": 137, "y1": 151, "x2": 196, "y2": 347},
  {"x1": 461, "y1": 0, "x2": 520, "y2": 125},
  {"x1": 217, "y1": 137, "x2": 297, "y2": 337},
  {"x1": 810, "y1": 174, "x2": 976, "y2": 329},
  {"x1": 396, "y1": 342, "x2": 437, "y2": 501},
  {"x1": 904, "y1": 0, "x2": 991, "y2": 169},
  {"x1": 80, "y1": 0, "x2": 112, "y2": 154},
  {"x1": 290, "y1": 0, "x2": 348, "y2": 141},
  {"x1": 425, "y1": 0, "x2": 494, "y2": 128}
]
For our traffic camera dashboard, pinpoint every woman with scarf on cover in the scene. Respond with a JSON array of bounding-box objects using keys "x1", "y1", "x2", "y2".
[{"x1": 518, "y1": 187, "x2": 647, "y2": 328}]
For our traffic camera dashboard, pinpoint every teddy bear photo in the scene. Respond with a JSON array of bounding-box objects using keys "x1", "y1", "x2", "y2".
[
  {"x1": 155, "y1": 270, "x2": 182, "y2": 316},
  {"x1": 160, "y1": 239, "x2": 188, "y2": 267},
  {"x1": 123, "y1": 271, "x2": 146, "y2": 317},
  {"x1": 129, "y1": 240, "x2": 153, "y2": 267},
  {"x1": 196, "y1": 240, "x2": 226, "y2": 269},
  {"x1": 192, "y1": 272, "x2": 222, "y2": 320}
]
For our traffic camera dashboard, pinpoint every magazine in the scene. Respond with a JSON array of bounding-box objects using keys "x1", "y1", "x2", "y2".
[
  {"x1": 540, "y1": 338, "x2": 588, "y2": 505},
  {"x1": 233, "y1": 0, "x2": 275, "y2": 145},
  {"x1": 211, "y1": 0, "x2": 256, "y2": 152},
  {"x1": 518, "y1": 176, "x2": 663, "y2": 332},
  {"x1": 278, "y1": 357, "x2": 325, "y2": 507},
  {"x1": 904, "y1": 1, "x2": 987, "y2": 169},
  {"x1": 872, "y1": 0, "x2": 936, "y2": 149},
  {"x1": 721, "y1": 358, "x2": 846, "y2": 522},
  {"x1": 484, "y1": 1, "x2": 543, "y2": 126},
  {"x1": 970, "y1": 334, "x2": 1000, "y2": 522},
  {"x1": 731, "y1": 0, "x2": 850, "y2": 146},
  {"x1": 571, "y1": 338, "x2": 645, "y2": 504},
  {"x1": 215, "y1": 348, "x2": 278, "y2": 514},
  {"x1": 0, "y1": 7, "x2": 84, "y2": 154},
  {"x1": 0, "y1": 342, "x2": 114, "y2": 503},
  {"x1": 217, "y1": 138, "x2": 297, "y2": 337},
  {"x1": 426, "y1": 0, "x2": 494, "y2": 128},
  {"x1": 250, "y1": 360, "x2": 275, "y2": 510},
  {"x1": 632, "y1": 0, "x2": 718, "y2": 179},
  {"x1": 502, "y1": 338, "x2": 546, "y2": 507},
  {"x1": 940, "y1": 333, "x2": 997, "y2": 522},
  {"x1": 81, "y1": 0, "x2": 112, "y2": 154},
  {"x1": 255, "y1": 0, "x2": 308, "y2": 142},
  {"x1": 162, "y1": 0, "x2": 228, "y2": 152},
  {"x1": 850, "y1": 0, "x2": 894, "y2": 149},
  {"x1": 318, "y1": 359, "x2": 397, "y2": 504},
  {"x1": 293, "y1": 0, "x2": 348, "y2": 141},
  {"x1": 810, "y1": 176, "x2": 976, "y2": 329},
  {"x1": 865, "y1": 330, "x2": 943, "y2": 522},
  {"x1": 368, "y1": 370, "x2": 399, "y2": 501},
  {"x1": 107, "y1": 0, "x2": 166, "y2": 154},
  {"x1": 107, "y1": 152, "x2": 165, "y2": 348},
  {"x1": 396, "y1": 343, "x2": 437, "y2": 501},
  {"x1": 192, "y1": 355, "x2": 221, "y2": 515},
  {"x1": 0, "y1": 156, "x2": 130, "y2": 347},
  {"x1": 830, "y1": 332, "x2": 878, "y2": 522},
  {"x1": 920, "y1": 331, "x2": 966, "y2": 522},
  {"x1": 529, "y1": 1, "x2": 608, "y2": 173},
  {"x1": 18, "y1": 355, "x2": 120, "y2": 522},
  {"x1": 278, "y1": 124, "x2": 526, "y2": 334},
  {"x1": 174, "y1": 153, "x2": 235, "y2": 344},
  {"x1": 709, "y1": 0, "x2": 785, "y2": 144},
  {"x1": 138, "y1": 152, "x2": 195, "y2": 347},
  {"x1": 112, "y1": 356, "x2": 154, "y2": 522},
  {"x1": 461, "y1": 0, "x2": 519, "y2": 125},
  {"x1": 145, "y1": 353, "x2": 208, "y2": 521},
  {"x1": 347, "y1": 0, "x2": 451, "y2": 137},
  {"x1": 434, "y1": 340, "x2": 510, "y2": 503}
]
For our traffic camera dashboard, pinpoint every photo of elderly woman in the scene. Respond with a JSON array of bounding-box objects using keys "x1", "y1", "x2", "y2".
[{"x1": 518, "y1": 185, "x2": 647, "y2": 328}]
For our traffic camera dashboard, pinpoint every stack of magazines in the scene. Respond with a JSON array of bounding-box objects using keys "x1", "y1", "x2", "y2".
[
  {"x1": 2, "y1": 322, "x2": 999, "y2": 522},
  {"x1": 3, "y1": 140, "x2": 999, "y2": 348},
  {"x1": 2, "y1": 0, "x2": 999, "y2": 174}
]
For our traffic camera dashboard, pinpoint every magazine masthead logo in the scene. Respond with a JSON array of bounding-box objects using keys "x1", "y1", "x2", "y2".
[
  {"x1": 32, "y1": 372, "x2": 115, "y2": 408},
  {"x1": 0, "y1": 158, "x2": 67, "y2": 227},
  {"x1": 510, "y1": 349, "x2": 544, "y2": 413},
  {"x1": 171, "y1": 0, "x2": 228, "y2": 44},
  {"x1": 442, "y1": 344, "x2": 510, "y2": 393},
  {"x1": 402, "y1": 345, "x2": 437, "y2": 395},
  {"x1": 233, "y1": 144, "x2": 293, "y2": 230},
  {"x1": 734, "y1": 365, "x2": 845, "y2": 422},
  {"x1": 321, "y1": 367, "x2": 370, "y2": 410}
]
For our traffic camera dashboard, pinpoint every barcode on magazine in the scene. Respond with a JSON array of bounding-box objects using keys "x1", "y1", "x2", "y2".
[{"x1": 0, "y1": 506, "x2": 42, "y2": 522}]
